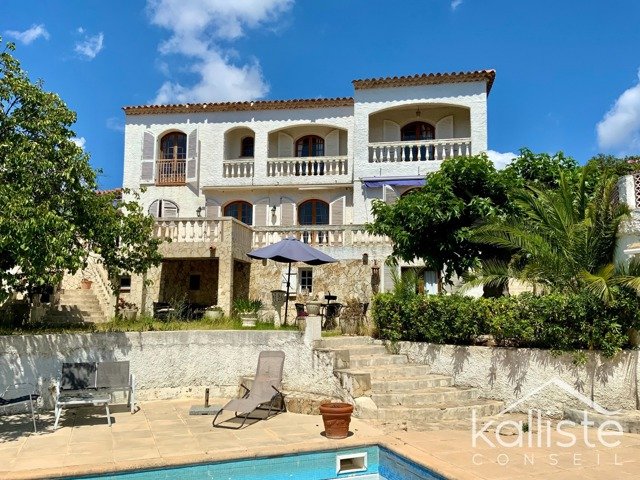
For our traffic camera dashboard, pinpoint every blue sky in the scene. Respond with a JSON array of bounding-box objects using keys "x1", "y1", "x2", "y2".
[{"x1": 3, "y1": 0, "x2": 640, "y2": 189}]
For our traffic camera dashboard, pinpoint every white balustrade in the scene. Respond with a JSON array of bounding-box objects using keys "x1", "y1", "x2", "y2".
[
  {"x1": 223, "y1": 160, "x2": 254, "y2": 178},
  {"x1": 252, "y1": 226, "x2": 388, "y2": 248},
  {"x1": 153, "y1": 218, "x2": 222, "y2": 243},
  {"x1": 266, "y1": 156, "x2": 349, "y2": 177},
  {"x1": 368, "y1": 138, "x2": 471, "y2": 163}
]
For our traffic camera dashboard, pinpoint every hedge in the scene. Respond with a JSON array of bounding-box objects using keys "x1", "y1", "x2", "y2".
[{"x1": 371, "y1": 291, "x2": 640, "y2": 357}]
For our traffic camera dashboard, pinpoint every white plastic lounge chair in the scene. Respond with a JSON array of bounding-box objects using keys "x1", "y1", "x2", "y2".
[
  {"x1": 0, "y1": 382, "x2": 40, "y2": 432},
  {"x1": 212, "y1": 351, "x2": 286, "y2": 429}
]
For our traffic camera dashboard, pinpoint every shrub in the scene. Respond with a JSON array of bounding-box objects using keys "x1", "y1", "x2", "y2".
[{"x1": 371, "y1": 290, "x2": 640, "y2": 357}]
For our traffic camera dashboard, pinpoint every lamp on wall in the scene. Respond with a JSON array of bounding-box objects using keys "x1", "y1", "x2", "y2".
[
  {"x1": 371, "y1": 260, "x2": 380, "y2": 294},
  {"x1": 271, "y1": 205, "x2": 277, "y2": 215},
  {"x1": 196, "y1": 206, "x2": 204, "y2": 217},
  {"x1": 362, "y1": 253, "x2": 369, "y2": 265}
]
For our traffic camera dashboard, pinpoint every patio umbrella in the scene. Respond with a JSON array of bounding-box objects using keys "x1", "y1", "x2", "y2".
[{"x1": 247, "y1": 237, "x2": 337, "y2": 323}]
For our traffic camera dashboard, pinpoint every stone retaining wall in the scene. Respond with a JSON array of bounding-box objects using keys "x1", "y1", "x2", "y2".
[
  {"x1": 397, "y1": 342, "x2": 640, "y2": 415},
  {"x1": 0, "y1": 331, "x2": 344, "y2": 408}
]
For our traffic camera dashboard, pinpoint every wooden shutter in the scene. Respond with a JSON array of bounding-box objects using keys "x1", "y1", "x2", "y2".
[
  {"x1": 280, "y1": 198, "x2": 295, "y2": 226},
  {"x1": 383, "y1": 120, "x2": 400, "y2": 142},
  {"x1": 436, "y1": 115, "x2": 454, "y2": 139},
  {"x1": 383, "y1": 262, "x2": 397, "y2": 293},
  {"x1": 162, "y1": 200, "x2": 179, "y2": 218},
  {"x1": 186, "y1": 128, "x2": 198, "y2": 183},
  {"x1": 254, "y1": 198, "x2": 269, "y2": 227},
  {"x1": 325, "y1": 129, "x2": 339, "y2": 156},
  {"x1": 278, "y1": 132, "x2": 293, "y2": 157},
  {"x1": 141, "y1": 131, "x2": 155, "y2": 183},
  {"x1": 148, "y1": 200, "x2": 160, "y2": 218},
  {"x1": 384, "y1": 185, "x2": 398, "y2": 205},
  {"x1": 329, "y1": 196, "x2": 345, "y2": 225},
  {"x1": 281, "y1": 268, "x2": 297, "y2": 292}
]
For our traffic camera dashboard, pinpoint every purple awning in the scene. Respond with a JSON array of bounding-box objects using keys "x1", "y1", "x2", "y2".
[{"x1": 363, "y1": 178, "x2": 426, "y2": 188}]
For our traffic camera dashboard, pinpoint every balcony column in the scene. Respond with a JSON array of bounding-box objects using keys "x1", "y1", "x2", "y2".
[
  {"x1": 253, "y1": 129, "x2": 268, "y2": 179},
  {"x1": 216, "y1": 255, "x2": 234, "y2": 316},
  {"x1": 469, "y1": 101, "x2": 488, "y2": 154}
]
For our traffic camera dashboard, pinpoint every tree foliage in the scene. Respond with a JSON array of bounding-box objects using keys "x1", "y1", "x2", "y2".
[
  {"x1": 367, "y1": 154, "x2": 509, "y2": 283},
  {"x1": 0, "y1": 40, "x2": 161, "y2": 298}
]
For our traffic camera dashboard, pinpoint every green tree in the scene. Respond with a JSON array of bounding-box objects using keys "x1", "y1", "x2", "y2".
[
  {"x1": 0, "y1": 40, "x2": 161, "y2": 299},
  {"x1": 466, "y1": 167, "x2": 636, "y2": 302},
  {"x1": 367, "y1": 154, "x2": 510, "y2": 283}
]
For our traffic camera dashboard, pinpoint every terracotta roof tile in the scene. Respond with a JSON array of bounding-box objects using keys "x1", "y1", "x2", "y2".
[
  {"x1": 123, "y1": 97, "x2": 354, "y2": 115},
  {"x1": 352, "y1": 69, "x2": 496, "y2": 93},
  {"x1": 96, "y1": 188, "x2": 122, "y2": 197}
]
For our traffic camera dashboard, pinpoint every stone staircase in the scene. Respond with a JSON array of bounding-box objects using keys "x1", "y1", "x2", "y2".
[
  {"x1": 45, "y1": 289, "x2": 108, "y2": 323},
  {"x1": 315, "y1": 336, "x2": 503, "y2": 429}
]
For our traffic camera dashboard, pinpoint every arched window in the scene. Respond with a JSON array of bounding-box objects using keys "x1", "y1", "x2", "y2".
[
  {"x1": 401, "y1": 121, "x2": 435, "y2": 161},
  {"x1": 296, "y1": 135, "x2": 324, "y2": 157},
  {"x1": 401, "y1": 188, "x2": 420, "y2": 198},
  {"x1": 149, "y1": 199, "x2": 179, "y2": 218},
  {"x1": 241, "y1": 137, "x2": 254, "y2": 157},
  {"x1": 158, "y1": 132, "x2": 187, "y2": 184},
  {"x1": 298, "y1": 199, "x2": 329, "y2": 244},
  {"x1": 224, "y1": 200, "x2": 253, "y2": 225}
]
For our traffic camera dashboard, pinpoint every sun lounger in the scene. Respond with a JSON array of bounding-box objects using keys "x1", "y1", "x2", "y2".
[
  {"x1": 0, "y1": 382, "x2": 40, "y2": 432},
  {"x1": 212, "y1": 351, "x2": 286, "y2": 429}
]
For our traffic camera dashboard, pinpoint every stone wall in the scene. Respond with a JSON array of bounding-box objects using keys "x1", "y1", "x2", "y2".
[
  {"x1": 0, "y1": 331, "x2": 344, "y2": 409},
  {"x1": 158, "y1": 259, "x2": 219, "y2": 306},
  {"x1": 397, "y1": 342, "x2": 640, "y2": 415},
  {"x1": 249, "y1": 259, "x2": 374, "y2": 324}
]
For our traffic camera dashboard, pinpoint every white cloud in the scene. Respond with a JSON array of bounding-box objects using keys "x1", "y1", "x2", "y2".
[
  {"x1": 106, "y1": 117, "x2": 125, "y2": 133},
  {"x1": 71, "y1": 137, "x2": 86, "y2": 149},
  {"x1": 597, "y1": 69, "x2": 640, "y2": 153},
  {"x1": 4, "y1": 24, "x2": 49, "y2": 45},
  {"x1": 451, "y1": 0, "x2": 463, "y2": 10},
  {"x1": 74, "y1": 31, "x2": 104, "y2": 60},
  {"x1": 146, "y1": 0, "x2": 293, "y2": 104},
  {"x1": 486, "y1": 150, "x2": 517, "y2": 170}
]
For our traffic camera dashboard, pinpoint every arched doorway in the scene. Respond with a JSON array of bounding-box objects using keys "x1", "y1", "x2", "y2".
[
  {"x1": 298, "y1": 199, "x2": 329, "y2": 244},
  {"x1": 401, "y1": 121, "x2": 435, "y2": 161}
]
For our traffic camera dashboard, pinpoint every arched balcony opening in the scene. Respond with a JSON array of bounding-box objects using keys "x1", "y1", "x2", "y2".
[
  {"x1": 157, "y1": 132, "x2": 187, "y2": 185},
  {"x1": 223, "y1": 127, "x2": 255, "y2": 178},
  {"x1": 298, "y1": 199, "x2": 329, "y2": 244},
  {"x1": 368, "y1": 104, "x2": 471, "y2": 163}
]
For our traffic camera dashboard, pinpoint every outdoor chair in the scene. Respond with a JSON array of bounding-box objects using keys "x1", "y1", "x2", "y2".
[
  {"x1": 212, "y1": 351, "x2": 286, "y2": 429},
  {"x1": 0, "y1": 382, "x2": 40, "y2": 432}
]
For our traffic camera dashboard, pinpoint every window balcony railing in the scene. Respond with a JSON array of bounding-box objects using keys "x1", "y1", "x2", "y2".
[
  {"x1": 252, "y1": 225, "x2": 389, "y2": 248},
  {"x1": 156, "y1": 159, "x2": 186, "y2": 185},
  {"x1": 266, "y1": 156, "x2": 349, "y2": 177},
  {"x1": 223, "y1": 160, "x2": 254, "y2": 178},
  {"x1": 368, "y1": 138, "x2": 471, "y2": 163}
]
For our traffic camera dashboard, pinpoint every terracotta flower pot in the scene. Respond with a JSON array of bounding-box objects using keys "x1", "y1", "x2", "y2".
[
  {"x1": 319, "y1": 402, "x2": 353, "y2": 439},
  {"x1": 80, "y1": 278, "x2": 92, "y2": 289}
]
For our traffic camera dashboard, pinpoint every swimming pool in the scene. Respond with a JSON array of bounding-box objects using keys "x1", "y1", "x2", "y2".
[{"x1": 66, "y1": 445, "x2": 446, "y2": 480}]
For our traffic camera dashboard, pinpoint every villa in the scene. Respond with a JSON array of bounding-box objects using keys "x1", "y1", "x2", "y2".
[{"x1": 111, "y1": 69, "x2": 495, "y2": 319}]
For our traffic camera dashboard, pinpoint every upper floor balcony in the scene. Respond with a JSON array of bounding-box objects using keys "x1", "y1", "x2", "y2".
[{"x1": 365, "y1": 104, "x2": 474, "y2": 169}]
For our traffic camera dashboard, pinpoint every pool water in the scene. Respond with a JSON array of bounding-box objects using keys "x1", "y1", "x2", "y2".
[{"x1": 67, "y1": 445, "x2": 446, "y2": 480}]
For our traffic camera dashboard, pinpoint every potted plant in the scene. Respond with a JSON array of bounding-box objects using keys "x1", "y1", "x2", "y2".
[
  {"x1": 205, "y1": 305, "x2": 223, "y2": 320},
  {"x1": 233, "y1": 298, "x2": 263, "y2": 327},
  {"x1": 117, "y1": 297, "x2": 138, "y2": 321},
  {"x1": 319, "y1": 402, "x2": 354, "y2": 439},
  {"x1": 306, "y1": 294, "x2": 323, "y2": 315}
]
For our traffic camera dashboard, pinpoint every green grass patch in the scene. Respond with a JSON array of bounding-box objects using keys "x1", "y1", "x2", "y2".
[{"x1": 0, "y1": 315, "x2": 299, "y2": 335}]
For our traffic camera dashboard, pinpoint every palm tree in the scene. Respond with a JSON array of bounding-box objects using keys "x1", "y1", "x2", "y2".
[{"x1": 464, "y1": 168, "x2": 634, "y2": 302}]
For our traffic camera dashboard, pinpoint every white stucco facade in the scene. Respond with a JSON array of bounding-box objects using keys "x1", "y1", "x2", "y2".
[{"x1": 119, "y1": 70, "x2": 495, "y2": 313}]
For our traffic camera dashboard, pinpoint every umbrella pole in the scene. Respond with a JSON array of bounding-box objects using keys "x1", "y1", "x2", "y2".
[{"x1": 284, "y1": 262, "x2": 292, "y2": 326}]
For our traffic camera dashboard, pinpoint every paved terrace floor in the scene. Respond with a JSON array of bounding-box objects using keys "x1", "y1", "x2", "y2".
[{"x1": 1, "y1": 400, "x2": 639, "y2": 479}]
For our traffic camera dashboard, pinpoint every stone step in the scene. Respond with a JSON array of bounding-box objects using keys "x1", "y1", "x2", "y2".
[
  {"x1": 377, "y1": 399, "x2": 504, "y2": 423},
  {"x1": 315, "y1": 336, "x2": 378, "y2": 348},
  {"x1": 329, "y1": 345, "x2": 389, "y2": 356},
  {"x1": 362, "y1": 364, "x2": 432, "y2": 379},
  {"x1": 371, "y1": 375, "x2": 453, "y2": 392},
  {"x1": 45, "y1": 314, "x2": 107, "y2": 324},
  {"x1": 371, "y1": 387, "x2": 480, "y2": 407},
  {"x1": 53, "y1": 304, "x2": 103, "y2": 312},
  {"x1": 349, "y1": 354, "x2": 408, "y2": 368}
]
